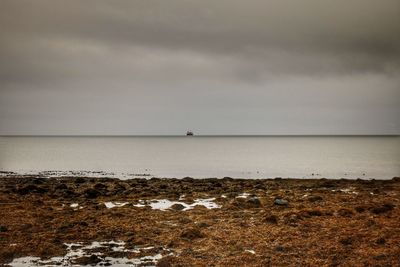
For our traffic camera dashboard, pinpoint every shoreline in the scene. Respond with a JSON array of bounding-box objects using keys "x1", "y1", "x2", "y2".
[
  {"x1": 1, "y1": 170, "x2": 396, "y2": 180},
  {"x1": 1, "y1": 176, "x2": 399, "y2": 266}
]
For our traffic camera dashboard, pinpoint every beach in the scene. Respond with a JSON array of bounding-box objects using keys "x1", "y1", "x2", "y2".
[{"x1": 0, "y1": 176, "x2": 399, "y2": 266}]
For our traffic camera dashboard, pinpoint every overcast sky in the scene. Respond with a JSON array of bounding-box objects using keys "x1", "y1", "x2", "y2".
[{"x1": 0, "y1": 0, "x2": 399, "y2": 135}]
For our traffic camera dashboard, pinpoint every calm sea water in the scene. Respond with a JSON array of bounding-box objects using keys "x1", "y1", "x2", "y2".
[{"x1": 0, "y1": 136, "x2": 399, "y2": 179}]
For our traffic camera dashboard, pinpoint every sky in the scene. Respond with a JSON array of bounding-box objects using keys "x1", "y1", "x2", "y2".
[{"x1": 0, "y1": 0, "x2": 399, "y2": 135}]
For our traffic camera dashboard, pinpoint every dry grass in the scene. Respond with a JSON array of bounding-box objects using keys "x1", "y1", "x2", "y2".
[{"x1": 0, "y1": 176, "x2": 399, "y2": 266}]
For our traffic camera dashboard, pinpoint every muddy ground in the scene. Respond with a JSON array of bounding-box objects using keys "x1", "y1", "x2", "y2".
[{"x1": 0, "y1": 176, "x2": 399, "y2": 266}]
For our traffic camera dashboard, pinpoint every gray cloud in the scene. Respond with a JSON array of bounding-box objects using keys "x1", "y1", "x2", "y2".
[{"x1": 0, "y1": 0, "x2": 399, "y2": 134}]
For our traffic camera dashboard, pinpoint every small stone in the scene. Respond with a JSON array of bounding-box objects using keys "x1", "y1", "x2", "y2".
[
  {"x1": 376, "y1": 237, "x2": 386, "y2": 245},
  {"x1": 337, "y1": 208, "x2": 354, "y2": 217},
  {"x1": 274, "y1": 198, "x2": 289, "y2": 206},
  {"x1": 178, "y1": 217, "x2": 192, "y2": 224},
  {"x1": 265, "y1": 215, "x2": 278, "y2": 224},
  {"x1": 73, "y1": 255, "x2": 102, "y2": 265},
  {"x1": 170, "y1": 203, "x2": 186, "y2": 211},
  {"x1": 246, "y1": 197, "x2": 261, "y2": 208},
  {"x1": 354, "y1": 206, "x2": 366, "y2": 213},
  {"x1": 180, "y1": 228, "x2": 205, "y2": 240},
  {"x1": 74, "y1": 177, "x2": 86, "y2": 184},
  {"x1": 0, "y1": 225, "x2": 8, "y2": 232},
  {"x1": 55, "y1": 184, "x2": 68, "y2": 190},
  {"x1": 371, "y1": 203, "x2": 395, "y2": 214},
  {"x1": 305, "y1": 209, "x2": 322, "y2": 217},
  {"x1": 339, "y1": 237, "x2": 353, "y2": 245},
  {"x1": 157, "y1": 256, "x2": 174, "y2": 267},
  {"x1": 83, "y1": 188, "x2": 101, "y2": 198},
  {"x1": 94, "y1": 183, "x2": 107, "y2": 190},
  {"x1": 196, "y1": 222, "x2": 210, "y2": 228},
  {"x1": 307, "y1": 195, "x2": 323, "y2": 202}
]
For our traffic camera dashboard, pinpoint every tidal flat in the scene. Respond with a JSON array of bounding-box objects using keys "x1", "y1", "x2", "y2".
[{"x1": 0, "y1": 176, "x2": 399, "y2": 266}]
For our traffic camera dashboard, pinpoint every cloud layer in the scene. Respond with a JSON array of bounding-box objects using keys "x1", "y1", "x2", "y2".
[{"x1": 1, "y1": 0, "x2": 399, "y2": 134}]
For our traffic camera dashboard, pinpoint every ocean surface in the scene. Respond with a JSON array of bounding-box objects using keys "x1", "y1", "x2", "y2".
[{"x1": 0, "y1": 136, "x2": 399, "y2": 179}]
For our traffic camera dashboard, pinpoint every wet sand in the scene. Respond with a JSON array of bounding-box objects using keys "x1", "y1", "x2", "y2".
[{"x1": 0, "y1": 176, "x2": 399, "y2": 266}]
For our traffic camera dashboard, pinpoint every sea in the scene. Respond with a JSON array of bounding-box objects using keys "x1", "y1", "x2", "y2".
[{"x1": 0, "y1": 136, "x2": 399, "y2": 180}]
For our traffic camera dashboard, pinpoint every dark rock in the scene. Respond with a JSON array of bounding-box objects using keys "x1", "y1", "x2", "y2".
[
  {"x1": 157, "y1": 256, "x2": 174, "y2": 267},
  {"x1": 246, "y1": 197, "x2": 261, "y2": 208},
  {"x1": 159, "y1": 184, "x2": 168, "y2": 189},
  {"x1": 274, "y1": 198, "x2": 288, "y2": 206},
  {"x1": 284, "y1": 214, "x2": 301, "y2": 225},
  {"x1": 0, "y1": 225, "x2": 8, "y2": 232},
  {"x1": 265, "y1": 215, "x2": 278, "y2": 224},
  {"x1": 73, "y1": 255, "x2": 102, "y2": 265},
  {"x1": 78, "y1": 221, "x2": 88, "y2": 227},
  {"x1": 178, "y1": 217, "x2": 192, "y2": 224},
  {"x1": 376, "y1": 237, "x2": 386, "y2": 245},
  {"x1": 74, "y1": 177, "x2": 86, "y2": 184},
  {"x1": 354, "y1": 206, "x2": 367, "y2": 213},
  {"x1": 307, "y1": 195, "x2": 323, "y2": 202},
  {"x1": 17, "y1": 185, "x2": 47, "y2": 195},
  {"x1": 196, "y1": 222, "x2": 210, "y2": 228},
  {"x1": 170, "y1": 203, "x2": 186, "y2": 211},
  {"x1": 20, "y1": 223, "x2": 32, "y2": 230},
  {"x1": 339, "y1": 237, "x2": 353, "y2": 245},
  {"x1": 373, "y1": 254, "x2": 387, "y2": 261},
  {"x1": 371, "y1": 203, "x2": 395, "y2": 214},
  {"x1": 94, "y1": 183, "x2": 107, "y2": 190},
  {"x1": 32, "y1": 178, "x2": 44, "y2": 185},
  {"x1": 55, "y1": 184, "x2": 68, "y2": 190},
  {"x1": 254, "y1": 184, "x2": 266, "y2": 190},
  {"x1": 231, "y1": 197, "x2": 261, "y2": 209},
  {"x1": 63, "y1": 190, "x2": 75, "y2": 197},
  {"x1": 304, "y1": 209, "x2": 322, "y2": 217},
  {"x1": 180, "y1": 228, "x2": 205, "y2": 240},
  {"x1": 321, "y1": 181, "x2": 336, "y2": 188},
  {"x1": 337, "y1": 208, "x2": 354, "y2": 217},
  {"x1": 84, "y1": 188, "x2": 101, "y2": 198}
]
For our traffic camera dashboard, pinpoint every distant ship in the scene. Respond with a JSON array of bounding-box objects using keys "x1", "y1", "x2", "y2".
[{"x1": 186, "y1": 131, "x2": 194, "y2": 136}]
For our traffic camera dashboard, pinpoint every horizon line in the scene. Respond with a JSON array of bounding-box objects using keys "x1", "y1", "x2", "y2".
[{"x1": 1, "y1": 134, "x2": 399, "y2": 137}]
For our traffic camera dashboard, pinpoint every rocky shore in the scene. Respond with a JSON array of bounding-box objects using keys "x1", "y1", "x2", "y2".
[{"x1": 0, "y1": 176, "x2": 399, "y2": 266}]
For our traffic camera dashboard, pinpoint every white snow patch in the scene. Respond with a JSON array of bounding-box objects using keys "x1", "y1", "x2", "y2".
[
  {"x1": 104, "y1": 202, "x2": 129, "y2": 209},
  {"x1": 70, "y1": 203, "x2": 83, "y2": 210},
  {"x1": 236, "y1": 193, "x2": 251, "y2": 198},
  {"x1": 134, "y1": 198, "x2": 221, "y2": 211},
  {"x1": 332, "y1": 188, "x2": 358, "y2": 194},
  {"x1": 9, "y1": 241, "x2": 172, "y2": 267}
]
